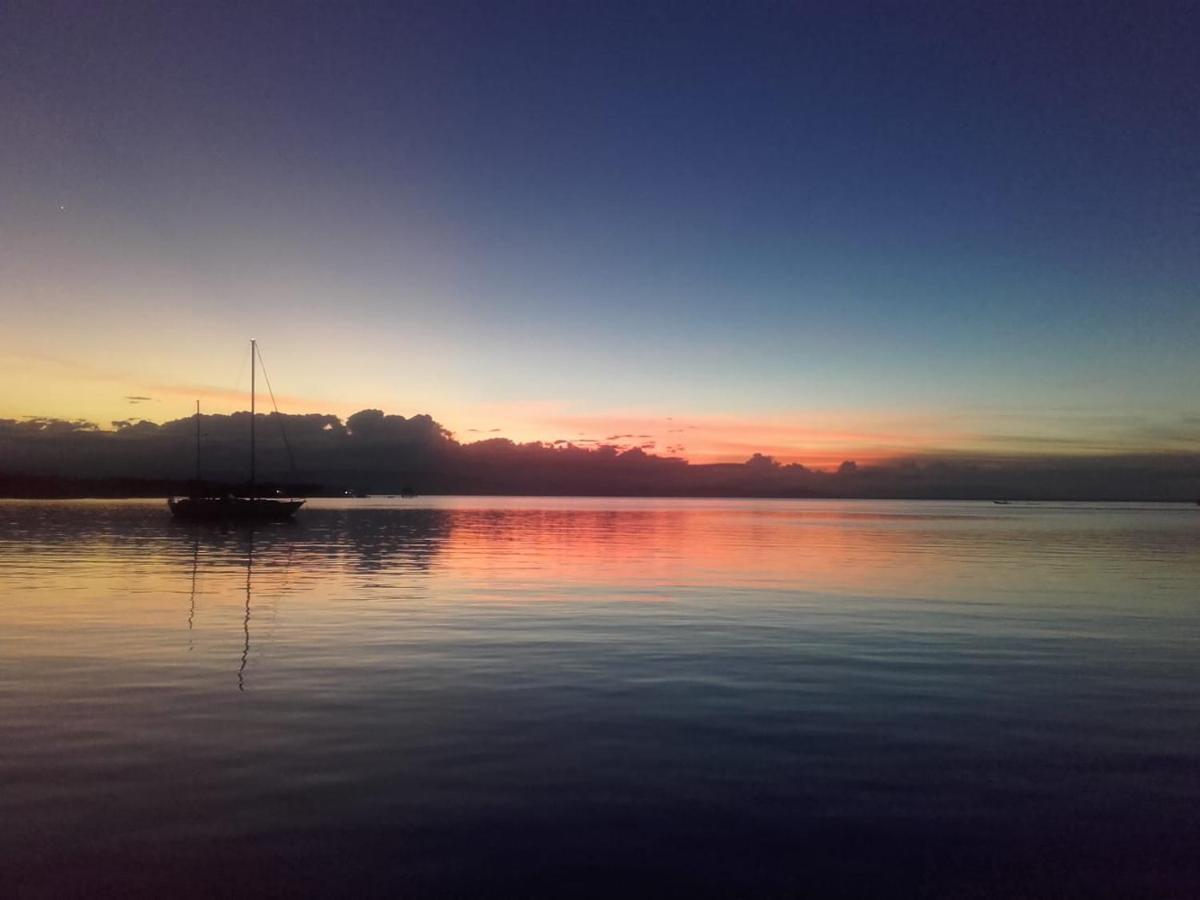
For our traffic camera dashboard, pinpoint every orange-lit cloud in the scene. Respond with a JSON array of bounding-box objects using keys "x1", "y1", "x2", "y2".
[
  {"x1": 435, "y1": 405, "x2": 971, "y2": 466},
  {"x1": 0, "y1": 350, "x2": 362, "y2": 426},
  {"x1": 4, "y1": 350, "x2": 1196, "y2": 469},
  {"x1": 441, "y1": 404, "x2": 1198, "y2": 468}
]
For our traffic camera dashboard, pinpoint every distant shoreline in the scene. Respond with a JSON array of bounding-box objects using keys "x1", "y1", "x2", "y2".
[
  {"x1": 2, "y1": 471, "x2": 1196, "y2": 504},
  {"x1": 1, "y1": 490, "x2": 1192, "y2": 505},
  {"x1": 5, "y1": 411, "x2": 1198, "y2": 503}
]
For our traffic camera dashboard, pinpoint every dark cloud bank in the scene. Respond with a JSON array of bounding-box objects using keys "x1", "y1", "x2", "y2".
[{"x1": 2, "y1": 410, "x2": 1198, "y2": 500}]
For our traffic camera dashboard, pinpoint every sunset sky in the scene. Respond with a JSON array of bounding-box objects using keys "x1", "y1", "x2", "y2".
[{"x1": 2, "y1": 1, "x2": 1196, "y2": 466}]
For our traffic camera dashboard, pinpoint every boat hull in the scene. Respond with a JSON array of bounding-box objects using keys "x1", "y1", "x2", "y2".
[{"x1": 168, "y1": 497, "x2": 304, "y2": 520}]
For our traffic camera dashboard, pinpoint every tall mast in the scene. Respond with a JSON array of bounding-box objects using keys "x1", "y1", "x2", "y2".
[
  {"x1": 250, "y1": 338, "x2": 256, "y2": 494},
  {"x1": 195, "y1": 400, "x2": 201, "y2": 484}
]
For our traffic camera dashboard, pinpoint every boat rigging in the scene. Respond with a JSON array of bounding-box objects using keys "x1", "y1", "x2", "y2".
[{"x1": 168, "y1": 339, "x2": 305, "y2": 520}]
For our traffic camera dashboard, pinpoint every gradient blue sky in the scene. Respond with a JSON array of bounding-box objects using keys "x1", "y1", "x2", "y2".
[{"x1": 2, "y1": 1, "x2": 1196, "y2": 463}]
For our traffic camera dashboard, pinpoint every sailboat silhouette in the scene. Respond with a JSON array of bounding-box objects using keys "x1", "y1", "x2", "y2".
[{"x1": 169, "y1": 340, "x2": 304, "y2": 520}]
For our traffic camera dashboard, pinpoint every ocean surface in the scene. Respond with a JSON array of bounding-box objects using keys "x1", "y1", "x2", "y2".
[{"x1": 1, "y1": 497, "x2": 1198, "y2": 897}]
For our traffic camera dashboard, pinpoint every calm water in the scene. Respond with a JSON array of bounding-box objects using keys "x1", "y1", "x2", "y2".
[{"x1": 1, "y1": 498, "x2": 1198, "y2": 897}]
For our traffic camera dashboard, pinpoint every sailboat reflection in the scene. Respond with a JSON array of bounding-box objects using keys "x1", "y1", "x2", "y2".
[
  {"x1": 176, "y1": 508, "x2": 451, "y2": 690},
  {"x1": 181, "y1": 523, "x2": 282, "y2": 692},
  {"x1": 239, "y1": 528, "x2": 253, "y2": 691},
  {"x1": 188, "y1": 536, "x2": 198, "y2": 652}
]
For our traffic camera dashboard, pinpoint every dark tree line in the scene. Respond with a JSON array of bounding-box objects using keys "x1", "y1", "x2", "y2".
[{"x1": 2, "y1": 411, "x2": 1198, "y2": 500}]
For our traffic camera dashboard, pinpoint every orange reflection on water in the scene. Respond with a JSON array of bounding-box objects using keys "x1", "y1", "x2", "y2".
[
  {"x1": 1, "y1": 498, "x2": 1190, "y2": 662},
  {"x1": 427, "y1": 501, "x2": 1031, "y2": 604}
]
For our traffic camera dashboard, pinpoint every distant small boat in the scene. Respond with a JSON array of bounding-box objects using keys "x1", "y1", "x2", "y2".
[
  {"x1": 993, "y1": 500, "x2": 1011, "y2": 505},
  {"x1": 169, "y1": 340, "x2": 305, "y2": 521}
]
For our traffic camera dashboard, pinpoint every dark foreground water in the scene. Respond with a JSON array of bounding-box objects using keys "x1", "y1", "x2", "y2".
[{"x1": 1, "y1": 498, "x2": 1198, "y2": 898}]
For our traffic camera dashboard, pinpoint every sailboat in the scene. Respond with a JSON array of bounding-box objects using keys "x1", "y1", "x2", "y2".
[{"x1": 168, "y1": 340, "x2": 305, "y2": 520}]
